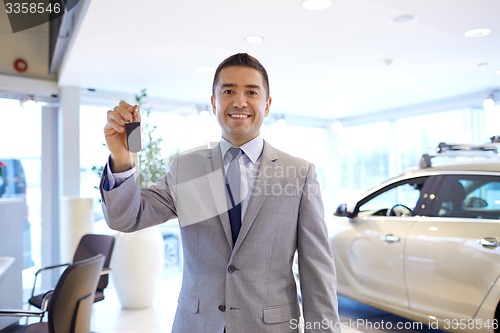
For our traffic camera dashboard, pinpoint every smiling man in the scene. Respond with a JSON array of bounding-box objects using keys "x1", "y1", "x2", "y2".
[
  {"x1": 211, "y1": 63, "x2": 270, "y2": 147},
  {"x1": 100, "y1": 53, "x2": 340, "y2": 332}
]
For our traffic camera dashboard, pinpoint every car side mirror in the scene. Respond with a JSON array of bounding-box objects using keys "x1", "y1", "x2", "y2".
[
  {"x1": 334, "y1": 203, "x2": 351, "y2": 217},
  {"x1": 464, "y1": 197, "x2": 488, "y2": 208}
]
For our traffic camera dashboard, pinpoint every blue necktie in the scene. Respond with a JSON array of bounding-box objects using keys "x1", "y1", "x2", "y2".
[{"x1": 226, "y1": 147, "x2": 242, "y2": 245}]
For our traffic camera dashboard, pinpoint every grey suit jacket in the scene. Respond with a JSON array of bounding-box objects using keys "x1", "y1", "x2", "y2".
[{"x1": 101, "y1": 141, "x2": 340, "y2": 333}]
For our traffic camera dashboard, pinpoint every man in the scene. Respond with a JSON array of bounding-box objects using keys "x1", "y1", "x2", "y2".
[{"x1": 101, "y1": 53, "x2": 340, "y2": 332}]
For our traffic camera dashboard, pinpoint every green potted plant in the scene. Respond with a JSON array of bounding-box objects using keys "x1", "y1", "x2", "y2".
[{"x1": 134, "y1": 89, "x2": 169, "y2": 187}]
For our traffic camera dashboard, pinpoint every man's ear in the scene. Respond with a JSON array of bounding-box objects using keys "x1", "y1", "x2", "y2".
[
  {"x1": 211, "y1": 96, "x2": 216, "y2": 115},
  {"x1": 264, "y1": 96, "x2": 272, "y2": 117}
]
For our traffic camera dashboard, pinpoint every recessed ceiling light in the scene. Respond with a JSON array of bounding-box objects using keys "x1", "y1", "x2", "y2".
[
  {"x1": 391, "y1": 15, "x2": 417, "y2": 24},
  {"x1": 245, "y1": 35, "x2": 264, "y2": 44},
  {"x1": 302, "y1": 0, "x2": 332, "y2": 11},
  {"x1": 464, "y1": 28, "x2": 491, "y2": 38}
]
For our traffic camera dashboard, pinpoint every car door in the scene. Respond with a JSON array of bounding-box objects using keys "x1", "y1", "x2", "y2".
[
  {"x1": 405, "y1": 174, "x2": 500, "y2": 320},
  {"x1": 334, "y1": 176, "x2": 431, "y2": 308}
]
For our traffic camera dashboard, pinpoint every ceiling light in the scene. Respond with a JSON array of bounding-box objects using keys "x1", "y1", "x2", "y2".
[
  {"x1": 464, "y1": 28, "x2": 491, "y2": 38},
  {"x1": 496, "y1": 70, "x2": 500, "y2": 76},
  {"x1": 482, "y1": 90, "x2": 500, "y2": 108},
  {"x1": 245, "y1": 35, "x2": 264, "y2": 44},
  {"x1": 21, "y1": 96, "x2": 38, "y2": 110},
  {"x1": 391, "y1": 15, "x2": 417, "y2": 24},
  {"x1": 302, "y1": 0, "x2": 332, "y2": 11}
]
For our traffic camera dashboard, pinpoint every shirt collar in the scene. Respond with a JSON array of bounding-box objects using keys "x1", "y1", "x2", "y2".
[{"x1": 220, "y1": 135, "x2": 264, "y2": 164}]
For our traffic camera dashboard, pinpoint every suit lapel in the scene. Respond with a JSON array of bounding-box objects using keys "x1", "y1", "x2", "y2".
[{"x1": 233, "y1": 142, "x2": 278, "y2": 252}]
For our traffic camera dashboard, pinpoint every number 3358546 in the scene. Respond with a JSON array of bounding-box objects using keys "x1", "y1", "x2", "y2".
[{"x1": 5, "y1": 2, "x2": 61, "y2": 14}]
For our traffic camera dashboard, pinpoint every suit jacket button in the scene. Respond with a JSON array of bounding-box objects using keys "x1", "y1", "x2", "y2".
[
  {"x1": 218, "y1": 304, "x2": 226, "y2": 312},
  {"x1": 227, "y1": 265, "x2": 236, "y2": 273}
]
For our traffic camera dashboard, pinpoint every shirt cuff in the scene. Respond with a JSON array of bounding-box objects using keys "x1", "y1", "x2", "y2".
[{"x1": 104, "y1": 156, "x2": 136, "y2": 190}]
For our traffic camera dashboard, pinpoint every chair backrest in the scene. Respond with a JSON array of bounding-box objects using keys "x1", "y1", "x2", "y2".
[
  {"x1": 72, "y1": 234, "x2": 115, "y2": 292},
  {"x1": 47, "y1": 254, "x2": 104, "y2": 333}
]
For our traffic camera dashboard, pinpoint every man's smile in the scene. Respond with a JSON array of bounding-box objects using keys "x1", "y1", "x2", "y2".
[{"x1": 229, "y1": 113, "x2": 251, "y2": 119}]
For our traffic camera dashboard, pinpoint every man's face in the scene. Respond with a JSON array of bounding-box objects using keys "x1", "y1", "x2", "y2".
[{"x1": 211, "y1": 66, "x2": 272, "y2": 146}]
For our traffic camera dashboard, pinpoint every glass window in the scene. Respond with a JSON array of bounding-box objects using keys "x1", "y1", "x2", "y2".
[
  {"x1": 0, "y1": 97, "x2": 41, "y2": 290},
  {"x1": 80, "y1": 105, "x2": 114, "y2": 221},
  {"x1": 338, "y1": 121, "x2": 391, "y2": 195},
  {"x1": 483, "y1": 104, "x2": 500, "y2": 140},
  {"x1": 262, "y1": 122, "x2": 328, "y2": 186},
  {"x1": 395, "y1": 108, "x2": 473, "y2": 171},
  {"x1": 261, "y1": 121, "x2": 331, "y2": 209}
]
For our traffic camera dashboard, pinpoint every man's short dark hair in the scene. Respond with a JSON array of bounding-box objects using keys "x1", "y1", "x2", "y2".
[{"x1": 212, "y1": 53, "x2": 270, "y2": 98}]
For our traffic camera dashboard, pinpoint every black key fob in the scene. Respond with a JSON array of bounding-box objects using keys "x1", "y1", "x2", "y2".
[{"x1": 125, "y1": 122, "x2": 143, "y2": 153}]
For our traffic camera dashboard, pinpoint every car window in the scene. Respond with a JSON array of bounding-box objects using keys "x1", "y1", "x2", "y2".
[
  {"x1": 430, "y1": 175, "x2": 500, "y2": 219},
  {"x1": 357, "y1": 177, "x2": 429, "y2": 217}
]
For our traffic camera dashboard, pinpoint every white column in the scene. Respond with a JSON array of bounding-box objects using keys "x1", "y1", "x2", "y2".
[
  {"x1": 41, "y1": 104, "x2": 61, "y2": 287},
  {"x1": 59, "y1": 86, "x2": 81, "y2": 197},
  {"x1": 58, "y1": 86, "x2": 88, "y2": 263}
]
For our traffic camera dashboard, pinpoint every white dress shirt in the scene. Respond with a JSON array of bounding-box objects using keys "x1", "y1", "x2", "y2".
[{"x1": 220, "y1": 135, "x2": 263, "y2": 220}]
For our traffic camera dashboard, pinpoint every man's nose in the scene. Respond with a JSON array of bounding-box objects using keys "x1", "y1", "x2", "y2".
[{"x1": 232, "y1": 93, "x2": 248, "y2": 108}]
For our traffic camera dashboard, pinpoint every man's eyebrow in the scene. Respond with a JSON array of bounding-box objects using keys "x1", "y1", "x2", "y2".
[
  {"x1": 220, "y1": 83, "x2": 261, "y2": 90},
  {"x1": 245, "y1": 84, "x2": 261, "y2": 90},
  {"x1": 220, "y1": 83, "x2": 236, "y2": 89}
]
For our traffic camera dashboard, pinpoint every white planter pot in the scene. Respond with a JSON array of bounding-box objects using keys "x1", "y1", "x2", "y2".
[
  {"x1": 60, "y1": 196, "x2": 93, "y2": 263},
  {"x1": 111, "y1": 226, "x2": 165, "y2": 309}
]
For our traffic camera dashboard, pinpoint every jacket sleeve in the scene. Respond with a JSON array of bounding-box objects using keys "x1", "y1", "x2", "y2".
[
  {"x1": 297, "y1": 163, "x2": 341, "y2": 333},
  {"x1": 99, "y1": 161, "x2": 177, "y2": 233}
]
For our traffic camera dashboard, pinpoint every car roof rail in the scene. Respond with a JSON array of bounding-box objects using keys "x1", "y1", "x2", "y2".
[{"x1": 419, "y1": 136, "x2": 500, "y2": 168}]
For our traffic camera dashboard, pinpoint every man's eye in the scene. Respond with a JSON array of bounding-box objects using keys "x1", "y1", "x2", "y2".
[
  {"x1": 247, "y1": 91, "x2": 258, "y2": 96},
  {"x1": 222, "y1": 90, "x2": 234, "y2": 95}
]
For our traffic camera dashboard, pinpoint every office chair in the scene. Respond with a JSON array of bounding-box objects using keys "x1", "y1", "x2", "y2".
[
  {"x1": 28, "y1": 234, "x2": 115, "y2": 311},
  {"x1": 0, "y1": 254, "x2": 105, "y2": 333}
]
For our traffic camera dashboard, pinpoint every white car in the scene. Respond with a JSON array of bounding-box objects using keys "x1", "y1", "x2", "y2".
[{"x1": 331, "y1": 141, "x2": 500, "y2": 332}]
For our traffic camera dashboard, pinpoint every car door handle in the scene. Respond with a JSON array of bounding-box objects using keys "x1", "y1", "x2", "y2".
[
  {"x1": 479, "y1": 237, "x2": 499, "y2": 249},
  {"x1": 381, "y1": 234, "x2": 400, "y2": 243}
]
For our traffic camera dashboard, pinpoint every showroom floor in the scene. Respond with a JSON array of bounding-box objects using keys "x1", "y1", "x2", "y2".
[{"x1": 88, "y1": 269, "x2": 442, "y2": 333}]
